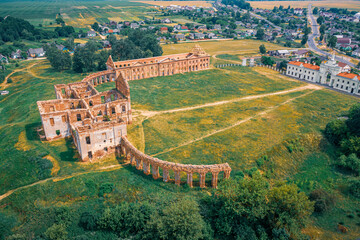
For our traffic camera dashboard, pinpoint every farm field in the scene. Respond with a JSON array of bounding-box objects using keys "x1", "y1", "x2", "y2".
[
  {"x1": 0, "y1": 40, "x2": 360, "y2": 239},
  {"x1": 0, "y1": 0, "x2": 152, "y2": 27},
  {"x1": 135, "y1": 1, "x2": 214, "y2": 7},
  {"x1": 162, "y1": 39, "x2": 292, "y2": 56},
  {"x1": 249, "y1": 0, "x2": 360, "y2": 11}
]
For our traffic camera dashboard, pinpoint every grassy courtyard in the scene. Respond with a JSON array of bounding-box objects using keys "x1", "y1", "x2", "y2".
[{"x1": 0, "y1": 39, "x2": 359, "y2": 238}]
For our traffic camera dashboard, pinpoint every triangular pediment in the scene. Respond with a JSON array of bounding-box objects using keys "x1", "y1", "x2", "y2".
[{"x1": 106, "y1": 55, "x2": 115, "y2": 69}]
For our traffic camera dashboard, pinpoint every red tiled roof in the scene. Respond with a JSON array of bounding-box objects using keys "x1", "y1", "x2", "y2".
[
  {"x1": 337, "y1": 62, "x2": 348, "y2": 68},
  {"x1": 288, "y1": 61, "x2": 320, "y2": 70},
  {"x1": 337, "y1": 72, "x2": 359, "y2": 80},
  {"x1": 160, "y1": 27, "x2": 168, "y2": 30}
]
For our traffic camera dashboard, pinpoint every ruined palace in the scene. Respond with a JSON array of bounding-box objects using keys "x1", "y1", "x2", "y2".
[{"x1": 37, "y1": 45, "x2": 230, "y2": 188}]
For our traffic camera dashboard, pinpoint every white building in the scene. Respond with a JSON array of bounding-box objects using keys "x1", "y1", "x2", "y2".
[{"x1": 286, "y1": 54, "x2": 360, "y2": 95}]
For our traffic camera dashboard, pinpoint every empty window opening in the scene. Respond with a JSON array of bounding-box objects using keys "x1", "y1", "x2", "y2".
[
  {"x1": 101, "y1": 96, "x2": 105, "y2": 104},
  {"x1": 104, "y1": 147, "x2": 108, "y2": 152},
  {"x1": 50, "y1": 118, "x2": 55, "y2": 126},
  {"x1": 89, "y1": 101, "x2": 93, "y2": 106},
  {"x1": 86, "y1": 136, "x2": 91, "y2": 144},
  {"x1": 62, "y1": 115, "x2": 66, "y2": 123},
  {"x1": 77, "y1": 114, "x2": 82, "y2": 121},
  {"x1": 111, "y1": 94, "x2": 115, "y2": 101},
  {"x1": 56, "y1": 130, "x2": 60, "y2": 136},
  {"x1": 50, "y1": 106, "x2": 55, "y2": 112},
  {"x1": 122, "y1": 106, "x2": 126, "y2": 112},
  {"x1": 61, "y1": 88, "x2": 65, "y2": 96},
  {"x1": 98, "y1": 110, "x2": 102, "y2": 116},
  {"x1": 88, "y1": 151, "x2": 93, "y2": 159},
  {"x1": 112, "y1": 107, "x2": 116, "y2": 114}
]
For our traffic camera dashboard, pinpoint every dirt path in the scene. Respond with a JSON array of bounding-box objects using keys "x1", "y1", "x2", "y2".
[
  {"x1": 152, "y1": 90, "x2": 317, "y2": 157},
  {"x1": 135, "y1": 84, "x2": 322, "y2": 118},
  {"x1": 0, "y1": 164, "x2": 125, "y2": 202},
  {"x1": 1, "y1": 61, "x2": 42, "y2": 89}
]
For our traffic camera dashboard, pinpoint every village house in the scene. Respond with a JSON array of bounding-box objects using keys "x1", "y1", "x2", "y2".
[
  {"x1": 175, "y1": 33, "x2": 185, "y2": 41},
  {"x1": 161, "y1": 18, "x2": 171, "y2": 23},
  {"x1": 352, "y1": 48, "x2": 360, "y2": 57},
  {"x1": 27, "y1": 48, "x2": 45, "y2": 58},
  {"x1": 87, "y1": 31, "x2": 96, "y2": 37},
  {"x1": 130, "y1": 23, "x2": 139, "y2": 29},
  {"x1": 160, "y1": 27, "x2": 168, "y2": 33},
  {"x1": 0, "y1": 54, "x2": 8, "y2": 63},
  {"x1": 293, "y1": 49, "x2": 311, "y2": 58},
  {"x1": 11, "y1": 49, "x2": 22, "y2": 59},
  {"x1": 294, "y1": 8, "x2": 304, "y2": 15}
]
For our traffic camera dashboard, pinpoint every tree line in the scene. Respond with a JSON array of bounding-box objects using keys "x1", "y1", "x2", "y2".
[
  {"x1": 44, "y1": 29, "x2": 163, "y2": 73},
  {"x1": 1, "y1": 172, "x2": 314, "y2": 240},
  {"x1": 324, "y1": 103, "x2": 360, "y2": 198}
]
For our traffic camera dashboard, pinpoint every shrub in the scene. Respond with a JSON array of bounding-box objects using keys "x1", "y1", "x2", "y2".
[
  {"x1": 349, "y1": 179, "x2": 360, "y2": 198},
  {"x1": 338, "y1": 154, "x2": 360, "y2": 175},
  {"x1": 45, "y1": 224, "x2": 68, "y2": 240},
  {"x1": 340, "y1": 136, "x2": 360, "y2": 157},
  {"x1": 309, "y1": 189, "x2": 336, "y2": 213},
  {"x1": 79, "y1": 210, "x2": 99, "y2": 230},
  {"x1": 98, "y1": 182, "x2": 114, "y2": 197},
  {"x1": 7, "y1": 78, "x2": 12, "y2": 83},
  {"x1": 0, "y1": 213, "x2": 16, "y2": 240},
  {"x1": 324, "y1": 119, "x2": 348, "y2": 145}
]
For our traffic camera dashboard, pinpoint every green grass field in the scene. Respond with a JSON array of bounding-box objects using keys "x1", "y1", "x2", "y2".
[{"x1": 0, "y1": 39, "x2": 360, "y2": 238}]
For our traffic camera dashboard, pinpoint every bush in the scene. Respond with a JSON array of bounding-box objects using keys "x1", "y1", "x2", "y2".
[
  {"x1": 98, "y1": 182, "x2": 114, "y2": 197},
  {"x1": 0, "y1": 213, "x2": 16, "y2": 240},
  {"x1": 79, "y1": 210, "x2": 99, "y2": 230},
  {"x1": 309, "y1": 189, "x2": 336, "y2": 213},
  {"x1": 45, "y1": 224, "x2": 68, "y2": 240},
  {"x1": 340, "y1": 136, "x2": 360, "y2": 157},
  {"x1": 338, "y1": 153, "x2": 360, "y2": 175},
  {"x1": 7, "y1": 78, "x2": 12, "y2": 83},
  {"x1": 324, "y1": 119, "x2": 348, "y2": 145},
  {"x1": 349, "y1": 179, "x2": 360, "y2": 198}
]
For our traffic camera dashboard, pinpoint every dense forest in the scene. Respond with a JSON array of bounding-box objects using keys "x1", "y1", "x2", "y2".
[{"x1": 0, "y1": 16, "x2": 58, "y2": 42}]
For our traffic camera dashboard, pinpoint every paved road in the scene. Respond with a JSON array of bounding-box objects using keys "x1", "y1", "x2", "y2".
[
  {"x1": 248, "y1": 11, "x2": 282, "y2": 31},
  {"x1": 307, "y1": 4, "x2": 356, "y2": 68}
]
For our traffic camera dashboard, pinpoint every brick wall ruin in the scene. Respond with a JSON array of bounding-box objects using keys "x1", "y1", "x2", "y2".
[{"x1": 37, "y1": 45, "x2": 231, "y2": 187}]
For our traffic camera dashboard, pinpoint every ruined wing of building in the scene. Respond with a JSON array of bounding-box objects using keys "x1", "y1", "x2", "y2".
[
  {"x1": 37, "y1": 45, "x2": 229, "y2": 188},
  {"x1": 286, "y1": 54, "x2": 360, "y2": 95},
  {"x1": 37, "y1": 44, "x2": 211, "y2": 162}
]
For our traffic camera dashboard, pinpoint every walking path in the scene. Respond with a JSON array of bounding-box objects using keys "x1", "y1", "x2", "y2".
[
  {"x1": 0, "y1": 164, "x2": 125, "y2": 202},
  {"x1": 152, "y1": 89, "x2": 318, "y2": 157},
  {"x1": 135, "y1": 84, "x2": 322, "y2": 118}
]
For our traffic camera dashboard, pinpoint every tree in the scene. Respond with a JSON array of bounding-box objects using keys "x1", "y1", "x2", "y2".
[
  {"x1": 309, "y1": 189, "x2": 335, "y2": 213},
  {"x1": 340, "y1": 136, "x2": 360, "y2": 157},
  {"x1": 259, "y1": 44, "x2": 266, "y2": 54},
  {"x1": 44, "y1": 44, "x2": 72, "y2": 71},
  {"x1": 55, "y1": 17, "x2": 65, "y2": 25},
  {"x1": 0, "y1": 213, "x2": 16, "y2": 240},
  {"x1": 301, "y1": 34, "x2": 308, "y2": 45},
  {"x1": 107, "y1": 34, "x2": 117, "y2": 47},
  {"x1": 45, "y1": 224, "x2": 68, "y2": 240},
  {"x1": 261, "y1": 56, "x2": 275, "y2": 66},
  {"x1": 324, "y1": 119, "x2": 348, "y2": 145},
  {"x1": 346, "y1": 103, "x2": 360, "y2": 137},
  {"x1": 349, "y1": 179, "x2": 360, "y2": 198},
  {"x1": 317, "y1": 16, "x2": 325, "y2": 25},
  {"x1": 338, "y1": 154, "x2": 360, "y2": 175},
  {"x1": 91, "y1": 22, "x2": 100, "y2": 32},
  {"x1": 319, "y1": 24, "x2": 326, "y2": 35},
  {"x1": 313, "y1": 7, "x2": 319, "y2": 15},
  {"x1": 279, "y1": 60, "x2": 287, "y2": 70},
  {"x1": 255, "y1": 28, "x2": 265, "y2": 40},
  {"x1": 328, "y1": 35, "x2": 337, "y2": 48},
  {"x1": 154, "y1": 197, "x2": 208, "y2": 240}
]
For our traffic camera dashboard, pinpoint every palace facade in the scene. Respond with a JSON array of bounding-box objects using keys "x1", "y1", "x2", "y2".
[{"x1": 286, "y1": 54, "x2": 360, "y2": 95}]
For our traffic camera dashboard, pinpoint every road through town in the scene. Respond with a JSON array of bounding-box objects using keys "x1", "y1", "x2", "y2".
[{"x1": 307, "y1": 4, "x2": 356, "y2": 68}]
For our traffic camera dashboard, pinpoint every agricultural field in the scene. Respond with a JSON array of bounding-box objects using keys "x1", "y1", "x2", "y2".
[
  {"x1": 0, "y1": 40, "x2": 360, "y2": 239},
  {"x1": 162, "y1": 39, "x2": 292, "y2": 56},
  {"x1": 249, "y1": 0, "x2": 360, "y2": 11},
  {"x1": 136, "y1": 1, "x2": 214, "y2": 7},
  {"x1": 0, "y1": 0, "x2": 153, "y2": 28}
]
